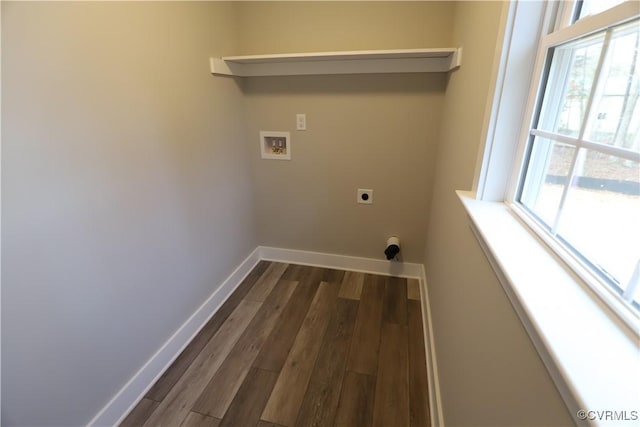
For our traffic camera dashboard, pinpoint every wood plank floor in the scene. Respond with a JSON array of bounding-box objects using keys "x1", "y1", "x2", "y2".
[{"x1": 121, "y1": 262, "x2": 430, "y2": 427}]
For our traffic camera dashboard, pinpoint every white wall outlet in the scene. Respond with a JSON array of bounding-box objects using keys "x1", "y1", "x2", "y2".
[
  {"x1": 296, "y1": 113, "x2": 306, "y2": 130},
  {"x1": 357, "y1": 189, "x2": 373, "y2": 204}
]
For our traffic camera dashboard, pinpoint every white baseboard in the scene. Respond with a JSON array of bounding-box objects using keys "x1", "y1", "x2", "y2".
[
  {"x1": 420, "y1": 265, "x2": 445, "y2": 427},
  {"x1": 87, "y1": 247, "x2": 261, "y2": 427},
  {"x1": 259, "y1": 246, "x2": 423, "y2": 278}
]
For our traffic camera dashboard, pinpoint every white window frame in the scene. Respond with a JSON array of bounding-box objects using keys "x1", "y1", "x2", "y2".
[
  {"x1": 506, "y1": 0, "x2": 640, "y2": 330},
  {"x1": 468, "y1": 1, "x2": 640, "y2": 424}
]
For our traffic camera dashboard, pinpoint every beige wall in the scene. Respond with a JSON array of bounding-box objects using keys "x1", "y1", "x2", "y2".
[
  {"x1": 240, "y1": 1, "x2": 454, "y2": 262},
  {"x1": 1, "y1": 2, "x2": 254, "y2": 425},
  {"x1": 424, "y1": 2, "x2": 573, "y2": 425},
  {"x1": 1, "y1": 1, "x2": 575, "y2": 425},
  {"x1": 235, "y1": 1, "x2": 454, "y2": 54}
]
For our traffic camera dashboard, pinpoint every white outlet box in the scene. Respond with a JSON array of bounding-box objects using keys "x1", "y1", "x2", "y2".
[
  {"x1": 357, "y1": 189, "x2": 373, "y2": 204},
  {"x1": 296, "y1": 113, "x2": 306, "y2": 130}
]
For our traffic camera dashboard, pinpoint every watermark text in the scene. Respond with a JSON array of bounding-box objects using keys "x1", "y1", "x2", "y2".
[{"x1": 576, "y1": 409, "x2": 638, "y2": 422}]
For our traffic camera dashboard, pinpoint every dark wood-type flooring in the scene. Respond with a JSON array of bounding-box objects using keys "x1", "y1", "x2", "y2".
[{"x1": 121, "y1": 262, "x2": 430, "y2": 427}]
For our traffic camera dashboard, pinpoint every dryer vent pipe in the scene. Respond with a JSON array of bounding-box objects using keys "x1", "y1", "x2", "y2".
[{"x1": 384, "y1": 236, "x2": 400, "y2": 260}]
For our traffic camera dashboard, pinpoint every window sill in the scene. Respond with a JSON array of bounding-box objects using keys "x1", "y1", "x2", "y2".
[{"x1": 457, "y1": 190, "x2": 639, "y2": 426}]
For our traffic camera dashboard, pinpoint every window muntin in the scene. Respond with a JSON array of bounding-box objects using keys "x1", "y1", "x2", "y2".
[
  {"x1": 537, "y1": 32, "x2": 604, "y2": 138},
  {"x1": 520, "y1": 138, "x2": 575, "y2": 226},
  {"x1": 517, "y1": 16, "x2": 640, "y2": 311},
  {"x1": 587, "y1": 22, "x2": 640, "y2": 149}
]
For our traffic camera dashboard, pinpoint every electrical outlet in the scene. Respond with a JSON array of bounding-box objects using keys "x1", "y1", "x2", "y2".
[
  {"x1": 296, "y1": 114, "x2": 306, "y2": 130},
  {"x1": 357, "y1": 189, "x2": 373, "y2": 204}
]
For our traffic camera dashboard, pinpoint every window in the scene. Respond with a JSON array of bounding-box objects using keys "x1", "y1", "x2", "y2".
[
  {"x1": 577, "y1": 0, "x2": 629, "y2": 20},
  {"x1": 465, "y1": 0, "x2": 640, "y2": 417},
  {"x1": 514, "y1": 1, "x2": 640, "y2": 320}
]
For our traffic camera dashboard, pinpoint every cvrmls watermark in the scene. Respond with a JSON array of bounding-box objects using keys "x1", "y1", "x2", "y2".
[{"x1": 576, "y1": 409, "x2": 639, "y2": 422}]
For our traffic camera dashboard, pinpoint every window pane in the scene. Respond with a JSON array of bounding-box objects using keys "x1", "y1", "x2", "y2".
[
  {"x1": 556, "y1": 149, "x2": 640, "y2": 298},
  {"x1": 578, "y1": 0, "x2": 626, "y2": 20},
  {"x1": 586, "y1": 20, "x2": 640, "y2": 151},
  {"x1": 520, "y1": 138, "x2": 575, "y2": 226},
  {"x1": 538, "y1": 33, "x2": 605, "y2": 138}
]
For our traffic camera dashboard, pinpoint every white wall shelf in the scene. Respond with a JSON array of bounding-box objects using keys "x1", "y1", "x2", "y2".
[{"x1": 210, "y1": 48, "x2": 462, "y2": 77}]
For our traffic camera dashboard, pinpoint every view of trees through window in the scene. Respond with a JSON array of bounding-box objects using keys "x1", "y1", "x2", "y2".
[{"x1": 519, "y1": 17, "x2": 640, "y2": 310}]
